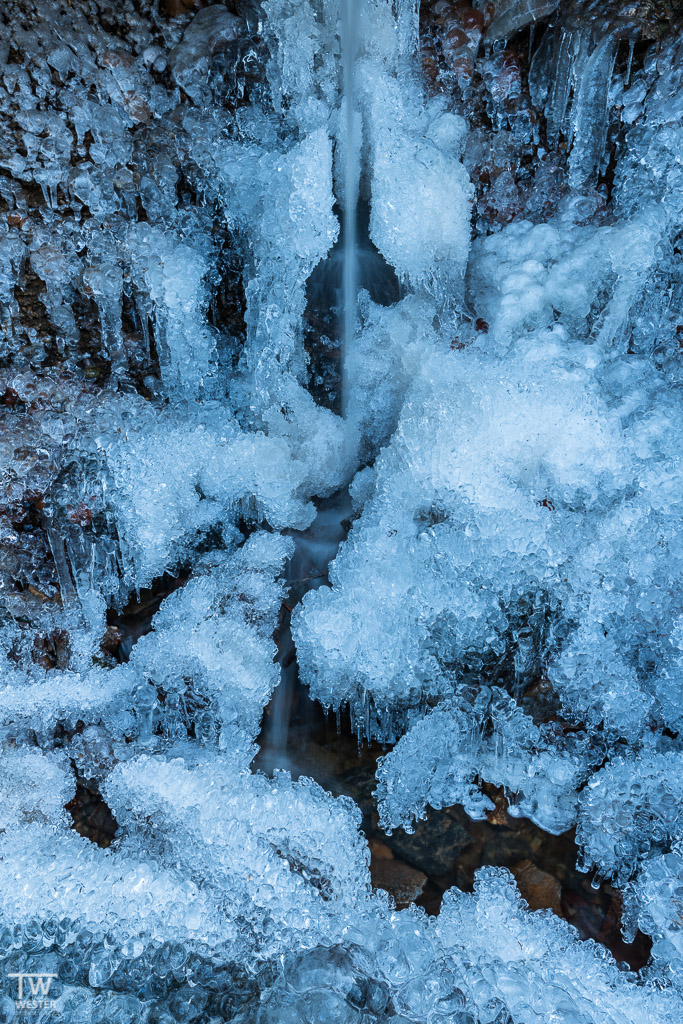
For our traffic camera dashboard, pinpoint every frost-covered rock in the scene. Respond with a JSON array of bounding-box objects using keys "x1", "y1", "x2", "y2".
[
  {"x1": 0, "y1": 748, "x2": 74, "y2": 830},
  {"x1": 436, "y1": 867, "x2": 680, "y2": 1024},
  {"x1": 376, "y1": 686, "x2": 592, "y2": 836},
  {"x1": 104, "y1": 751, "x2": 372, "y2": 956},
  {"x1": 295, "y1": 332, "x2": 682, "y2": 739},
  {"x1": 0, "y1": 532, "x2": 290, "y2": 759},
  {"x1": 104, "y1": 403, "x2": 314, "y2": 588},
  {"x1": 368, "y1": 90, "x2": 473, "y2": 298}
]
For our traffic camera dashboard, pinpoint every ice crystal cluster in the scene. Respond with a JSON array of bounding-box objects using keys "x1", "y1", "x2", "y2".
[{"x1": 0, "y1": 0, "x2": 682, "y2": 1021}]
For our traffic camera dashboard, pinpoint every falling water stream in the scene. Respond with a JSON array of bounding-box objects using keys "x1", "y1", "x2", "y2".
[
  {"x1": 258, "y1": 489, "x2": 353, "y2": 765},
  {"x1": 250, "y1": 0, "x2": 652, "y2": 963},
  {"x1": 341, "y1": 0, "x2": 359, "y2": 415},
  {"x1": 260, "y1": 0, "x2": 362, "y2": 759}
]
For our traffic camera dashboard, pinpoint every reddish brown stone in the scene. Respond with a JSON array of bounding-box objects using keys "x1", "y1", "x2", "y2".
[
  {"x1": 512, "y1": 859, "x2": 563, "y2": 916},
  {"x1": 31, "y1": 629, "x2": 70, "y2": 670},
  {"x1": 369, "y1": 837, "x2": 394, "y2": 860},
  {"x1": 371, "y1": 856, "x2": 427, "y2": 907},
  {"x1": 486, "y1": 789, "x2": 514, "y2": 827},
  {"x1": 459, "y1": 7, "x2": 485, "y2": 34},
  {"x1": 68, "y1": 503, "x2": 94, "y2": 527}
]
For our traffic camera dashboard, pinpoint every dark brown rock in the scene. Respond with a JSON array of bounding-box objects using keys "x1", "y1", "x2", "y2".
[
  {"x1": 511, "y1": 859, "x2": 563, "y2": 915},
  {"x1": 388, "y1": 810, "x2": 472, "y2": 878},
  {"x1": 371, "y1": 856, "x2": 427, "y2": 907}
]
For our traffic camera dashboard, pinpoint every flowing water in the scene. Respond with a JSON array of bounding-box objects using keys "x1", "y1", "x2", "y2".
[
  {"x1": 261, "y1": 0, "x2": 362, "y2": 758},
  {"x1": 341, "y1": 0, "x2": 360, "y2": 416},
  {"x1": 258, "y1": 489, "x2": 353, "y2": 766}
]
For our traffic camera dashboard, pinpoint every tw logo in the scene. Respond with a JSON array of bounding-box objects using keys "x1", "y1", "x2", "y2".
[{"x1": 7, "y1": 973, "x2": 57, "y2": 1010}]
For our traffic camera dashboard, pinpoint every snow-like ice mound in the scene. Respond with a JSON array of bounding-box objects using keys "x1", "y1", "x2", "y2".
[
  {"x1": 295, "y1": 332, "x2": 681, "y2": 741},
  {"x1": 0, "y1": 0, "x2": 682, "y2": 1019},
  {"x1": 376, "y1": 685, "x2": 592, "y2": 836}
]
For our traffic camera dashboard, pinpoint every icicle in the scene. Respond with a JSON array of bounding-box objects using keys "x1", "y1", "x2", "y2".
[
  {"x1": 487, "y1": 0, "x2": 560, "y2": 41},
  {"x1": 625, "y1": 36, "x2": 635, "y2": 87},
  {"x1": 568, "y1": 31, "x2": 620, "y2": 186},
  {"x1": 546, "y1": 27, "x2": 578, "y2": 144},
  {"x1": 134, "y1": 293, "x2": 151, "y2": 359},
  {"x1": 84, "y1": 265, "x2": 126, "y2": 373},
  {"x1": 44, "y1": 525, "x2": 79, "y2": 607},
  {"x1": 393, "y1": 0, "x2": 420, "y2": 61},
  {"x1": 528, "y1": 22, "x2": 554, "y2": 108}
]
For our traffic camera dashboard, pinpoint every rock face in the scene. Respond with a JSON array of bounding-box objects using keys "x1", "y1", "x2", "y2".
[
  {"x1": 370, "y1": 845, "x2": 428, "y2": 907},
  {"x1": 169, "y1": 5, "x2": 246, "y2": 95},
  {"x1": 0, "y1": 0, "x2": 681, "y2": 1022},
  {"x1": 511, "y1": 859, "x2": 563, "y2": 915}
]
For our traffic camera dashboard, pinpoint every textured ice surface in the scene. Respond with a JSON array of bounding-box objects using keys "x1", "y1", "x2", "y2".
[
  {"x1": 0, "y1": 0, "x2": 682, "y2": 1019},
  {"x1": 104, "y1": 402, "x2": 314, "y2": 588},
  {"x1": 345, "y1": 292, "x2": 438, "y2": 460},
  {"x1": 352, "y1": 0, "x2": 472, "y2": 300},
  {"x1": 295, "y1": 332, "x2": 682, "y2": 732},
  {"x1": 376, "y1": 686, "x2": 592, "y2": 835},
  {"x1": 0, "y1": 532, "x2": 290, "y2": 759},
  {"x1": 0, "y1": 748, "x2": 74, "y2": 830},
  {"x1": 104, "y1": 752, "x2": 372, "y2": 956},
  {"x1": 435, "y1": 867, "x2": 681, "y2": 1024},
  {"x1": 622, "y1": 842, "x2": 683, "y2": 984},
  {"x1": 292, "y1": 24, "x2": 683, "y2": 1006},
  {"x1": 368, "y1": 89, "x2": 472, "y2": 298},
  {"x1": 125, "y1": 533, "x2": 294, "y2": 749},
  {"x1": 169, "y1": 5, "x2": 245, "y2": 99},
  {"x1": 576, "y1": 753, "x2": 683, "y2": 887},
  {"x1": 0, "y1": 822, "x2": 232, "y2": 950},
  {"x1": 123, "y1": 223, "x2": 217, "y2": 392}
]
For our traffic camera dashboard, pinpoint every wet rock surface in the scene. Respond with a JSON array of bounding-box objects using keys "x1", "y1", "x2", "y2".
[
  {"x1": 254, "y1": 681, "x2": 653, "y2": 971},
  {"x1": 369, "y1": 844, "x2": 428, "y2": 908}
]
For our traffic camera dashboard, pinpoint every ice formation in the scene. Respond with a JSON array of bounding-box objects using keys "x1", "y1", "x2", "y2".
[
  {"x1": 0, "y1": 0, "x2": 682, "y2": 1020},
  {"x1": 375, "y1": 685, "x2": 593, "y2": 836}
]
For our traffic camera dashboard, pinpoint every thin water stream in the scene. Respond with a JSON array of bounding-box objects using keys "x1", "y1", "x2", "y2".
[
  {"x1": 250, "y1": 0, "x2": 651, "y2": 972},
  {"x1": 260, "y1": 0, "x2": 362, "y2": 762},
  {"x1": 257, "y1": 489, "x2": 353, "y2": 769},
  {"x1": 341, "y1": 0, "x2": 359, "y2": 416}
]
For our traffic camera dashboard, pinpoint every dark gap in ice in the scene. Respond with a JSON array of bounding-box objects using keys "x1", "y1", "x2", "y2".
[
  {"x1": 73, "y1": 290, "x2": 108, "y2": 384},
  {"x1": 65, "y1": 775, "x2": 119, "y2": 849},
  {"x1": 503, "y1": 17, "x2": 557, "y2": 66},
  {"x1": 13, "y1": 252, "x2": 57, "y2": 352},
  {"x1": 304, "y1": 198, "x2": 401, "y2": 412},
  {"x1": 105, "y1": 569, "x2": 191, "y2": 662},
  {"x1": 207, "y1": 231, "x2": 248, "y2": 372}
]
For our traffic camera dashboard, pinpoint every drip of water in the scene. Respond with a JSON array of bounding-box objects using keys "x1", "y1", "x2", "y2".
[{"x1": 341, "y1": 0, "x2": 359, "y2": 417}]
